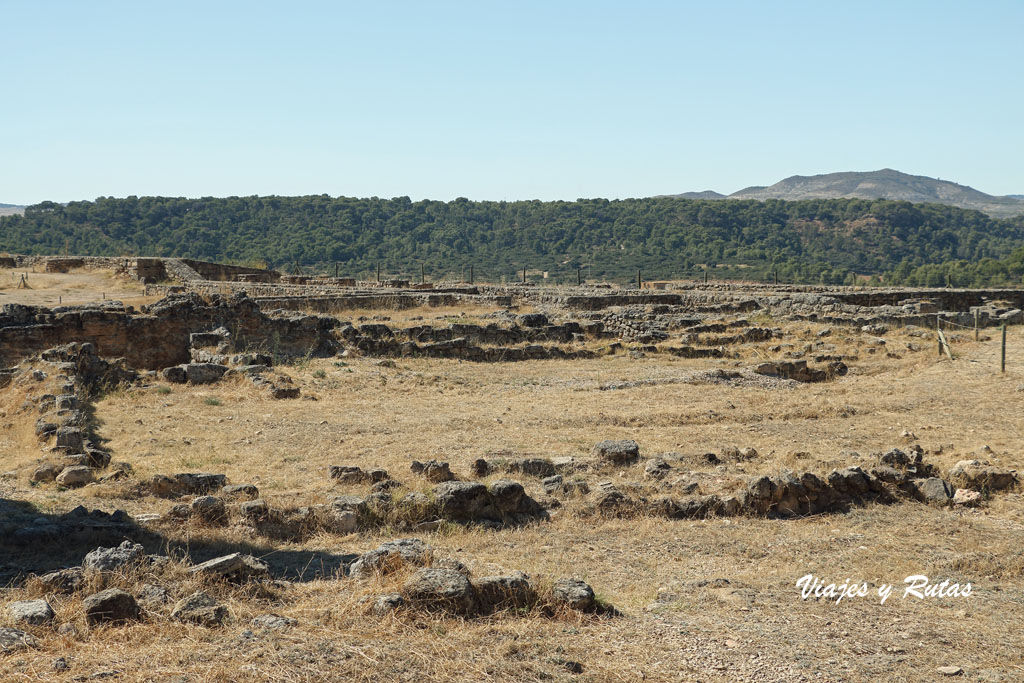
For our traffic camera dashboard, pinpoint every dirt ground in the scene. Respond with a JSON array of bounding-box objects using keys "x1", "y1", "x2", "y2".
[
  {"x1": 1, "y1": 306, "x2": 1023, "y2": 681},
  {"x1": 0, "y1": 267, "x2": 154, "y2": 308}
]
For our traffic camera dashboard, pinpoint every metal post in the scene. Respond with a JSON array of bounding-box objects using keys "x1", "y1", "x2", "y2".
[
  {"x1": 376, "y1": 263, "x2": 380, "y2": 282},
  {"x1": 421, "y1": 263, "x2": 425, "y2": 284},
  {"x1": 470, "y1": 265, "x2": 474, "y2": 284},
  {"x1": 974, "y1": 310, "x2": 979, "y2": 341},
  {"x1": 577, "y1": 268, "x2": 581, "y2": 286},
  {"x1": 637, "y1": 269, "x2": 641, "y2": 290},
  {"x1": 522, "y1": 266, "x2": 526, "y2": 284}
]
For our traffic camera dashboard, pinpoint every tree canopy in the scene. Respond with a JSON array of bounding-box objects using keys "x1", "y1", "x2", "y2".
[{"x1": 2, "y1": 195, "x2": 1023, "y2": 286}]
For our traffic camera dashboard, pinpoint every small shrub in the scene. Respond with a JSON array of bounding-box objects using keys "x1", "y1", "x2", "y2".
[
  {"x1": 313, "y1": 369, "x2": 326, "y2": 379},
  {"x1": 157, "y1": 386, "x2": 171, "y2": 395},
  {"x1": 204, "y1": 397, "x2": 222, "y2": 406}
]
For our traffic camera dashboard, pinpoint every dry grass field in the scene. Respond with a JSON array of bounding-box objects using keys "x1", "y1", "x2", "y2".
[
  {"x1": 0, "y1": 268, "x2": 155, "y2": 309},
  {"x1": 2, "y1": 298, "x2": 1024, "y2": 681}
]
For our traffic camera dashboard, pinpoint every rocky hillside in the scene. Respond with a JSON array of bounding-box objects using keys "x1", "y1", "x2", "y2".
[{"x1": 666, "y1": 169, "x2": 1024, "y2": 218}]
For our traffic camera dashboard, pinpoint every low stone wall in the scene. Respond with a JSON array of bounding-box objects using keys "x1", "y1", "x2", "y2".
[{"x1": 0, "y1": 294, "x2": 339, "y2": 370}]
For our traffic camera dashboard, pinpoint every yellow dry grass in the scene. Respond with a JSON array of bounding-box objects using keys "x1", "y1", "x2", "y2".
[
  {"x1": 0, "y1": 267, "x2": 157, "y2": 308},
  {"x1": 1, "y1": 318, "x2": 1024, "y2": 681}
]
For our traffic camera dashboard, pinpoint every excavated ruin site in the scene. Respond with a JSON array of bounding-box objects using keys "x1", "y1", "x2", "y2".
[{"x1": 1, "y1": 257, "x2": 1023, "y2": 682}]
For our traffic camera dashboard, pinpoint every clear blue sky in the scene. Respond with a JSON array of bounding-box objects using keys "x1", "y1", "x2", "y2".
[{"x1": 2, "y1": 0, "x2": 1022, "y2": 204}]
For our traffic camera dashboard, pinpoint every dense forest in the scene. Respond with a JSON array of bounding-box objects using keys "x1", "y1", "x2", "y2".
[{"x1": 2, "y1": 195, "x2": 1024, "y2": 287}]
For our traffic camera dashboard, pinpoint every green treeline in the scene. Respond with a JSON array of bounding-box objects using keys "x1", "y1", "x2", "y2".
[{"x1": 2, "y1": 195, "x2": 1023, "y2": 286}]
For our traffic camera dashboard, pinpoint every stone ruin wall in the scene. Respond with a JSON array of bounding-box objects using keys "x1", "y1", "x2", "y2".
[{"x1": 0, "y1": 295, "x2": 338, "y2": 370}]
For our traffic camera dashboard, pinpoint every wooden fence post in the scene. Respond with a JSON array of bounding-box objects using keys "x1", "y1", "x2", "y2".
[
  {"x1": 637, "y1": 269, "x2": 641, "y2": 290},
  {"x1": 522, "y1": 266, "x2": 526, "y2": 284},
  {"x1": 470, "y1": 265, "x2": 474, "y2": 285},
  {"x1": 1002, "y1": 323, "x2": 1007, "y2": 373},
  {"x1": 974, "y1": 310, "x2": 979, "y2": 341},
  {"x1": 577, "y1": 268, "x2": 581, "y2": 286}
]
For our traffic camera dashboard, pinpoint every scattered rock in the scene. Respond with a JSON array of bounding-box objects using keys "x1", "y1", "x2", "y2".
[
  {"x1": 936, "y1": 666, "x2": 963, "y2": 676},
  {"x1": 643, "y1": 458, "x2": 671, "y2": 480},
  {"x1": 251, "y1": 614, "x2": 297, "y2": 630},
  {"x1": 350, "y1": 538, "x2": 431, "y2": 578},
  {"x1": 371, "y1": 593, "x2": 405, "y2": 616},
  {"x1": 83, "y1": 541, "x2": 146, "y2": 573},
  {"x1": 551, "y1": 578, "x2": 595, "y2": 611},
  {"x1": 184, "y1": 363, "x2": 229, "y2": 385},
  {"x1": 171, "y1": 591, "x2": 228, "y2": 627},
  {"x1": 36, "y1": 566, "x2": 86, "y2": 593},
  {"x1": 138, "y1": 584, "x2": 170, "y2": 606},
  {"x1": 189, "y1": 553, "x2": 269, "y2": 583},
  {"x1": 953, "y1": 489, "x2": 982, "y2": 507},
  {"x1": 949, "y1": 460, "x2": 1018, "y2": 492},
  {"x1": 592, "y1": 440, "x2": 640, "y2": 466},
  {"x1": 402, "y1": 568, "x2": 477, "y2": 615},
  {"x1": 433, "y1": 481, "x2": 490, "y2": 520},
  {"x1": 190, "y1": 495, "x2": 228, "y2": 524},
  {"x1": 474, "y1": 571, "x2": 535, "y2": 611},
  {"x1": 500, "y1": 458, "x2": 556, "y2": 478},
  {"x1": 56, "y1": 465, "x2": 94, "y2": 488},
  {"x1": 8, "y1": 599, "x2": 55, "y2": 625},
  {"x1": 0, "y1": 627, "x2": 39, "y2": 653},
  {"x1": 329, "y1": 465, "x2": 367, "y2": 483},
  {"x1": 411, "y1": 459, "x2": 455, "y2": 482},
  {"x1": 30, "y1": 464, "x2": 59, "y2": 483},
  {"x1": 240, "y1": 499, "x2": 270, "y2": 521},
  {"x1": 222, "y1": 484, "x2": 259, "y2": 499},
  {"x1": 82, "y1": 588, "x2": 141, "y2": 626},
  {"x1": 911, "y1": 477, "x2": 954, "y2": 505}
]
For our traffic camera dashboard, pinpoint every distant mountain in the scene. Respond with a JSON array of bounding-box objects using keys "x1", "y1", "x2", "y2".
[
  {"x1": 671, "y1": 190, "x2": 727, "y2": 200},
  {"x1": 0, "y1": 203, "x2": 25, "y2": 217},
  {"x1": 665, "y1": 169, "x2": 1024, "y2": 217}
]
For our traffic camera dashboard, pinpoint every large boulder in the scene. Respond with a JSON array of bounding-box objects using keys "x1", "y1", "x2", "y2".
[
  {"x1": 402, "y1": 568, "x2": 477, "y2": 615},
  {"x1": 592, "y1": 440, "x2": 640, "y2": 466},
  {"x1": 83, "y1": 541, "x2": 146, "y2": 573},
  {"x1": 349, "y1": 538, "x2": 431, "y2": 578},
  {"x1": 83, "y1": 588, "x2": 141, "y2": 626}
]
